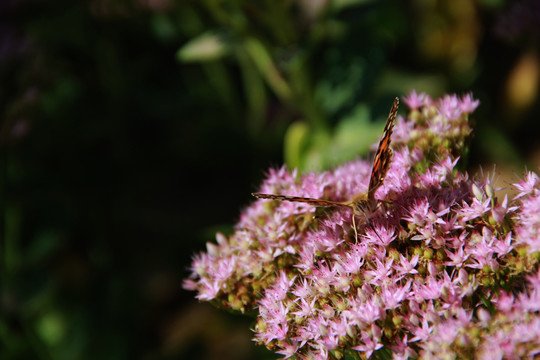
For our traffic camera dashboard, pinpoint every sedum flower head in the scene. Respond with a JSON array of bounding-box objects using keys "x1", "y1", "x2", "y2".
[{"x1": 184, "y1": 92, "x2": 540, "y2": 359}]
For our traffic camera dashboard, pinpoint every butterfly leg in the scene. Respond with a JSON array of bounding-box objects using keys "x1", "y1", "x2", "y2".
[
  {"x1": 351, "y1": 213, "x2": 359, "y2": 244},
  {"x1": 356, "y1": 208, "x2": 384, "y2": 244}
]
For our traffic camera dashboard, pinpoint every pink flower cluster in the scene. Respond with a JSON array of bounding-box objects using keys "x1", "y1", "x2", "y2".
[{"x1": 184, "y1": 92, "x2": 540, "y2": 359}]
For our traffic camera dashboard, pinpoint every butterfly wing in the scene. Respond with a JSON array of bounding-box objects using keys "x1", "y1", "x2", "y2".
[
  {"x1": 252, "y1": 193, "x2": 346, "y2": 207},
  {"x1": 253, "y1": 98, "x2": 398, "y2": 211},
  {"x1": 367, "y1": 97, "x2": 399, "y2": 200}
]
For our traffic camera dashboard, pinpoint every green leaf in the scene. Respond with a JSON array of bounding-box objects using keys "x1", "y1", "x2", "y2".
[
  {"x1": 284, "y1": 121, "x2": 310, "y2": 169},
  {"x1": 176, "y1": 31, "x2": 229, "y2": 62},
  {"x1": 36, "y1": 311, "x2": 65, "y2": 346},
  {"x1": 243, "y1": 38, "x2": 292, "y2": 101},
  {"x1": 329, "y1": 104, "x2": 379, "y2": 165},
  {"x1": 303, "y1": 130, "x2": 332, "y2": 171}
]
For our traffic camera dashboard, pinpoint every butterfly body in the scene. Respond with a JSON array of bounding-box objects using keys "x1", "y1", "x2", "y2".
[
  {"x1": 346, "y1": 193, "x2": 375, "y2": 217},
  {"x1": 253, "y1": 98, "x2": 399, "y2": 235}
]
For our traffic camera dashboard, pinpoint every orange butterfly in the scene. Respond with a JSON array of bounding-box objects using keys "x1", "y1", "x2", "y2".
[{"x1": 252, "y1": 97, "x2": 399, "y2": 236}]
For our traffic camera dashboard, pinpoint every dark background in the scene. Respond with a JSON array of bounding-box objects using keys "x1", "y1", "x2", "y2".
[{"x1": 1, "y1": 0, "x2": 539, "y2": 359}]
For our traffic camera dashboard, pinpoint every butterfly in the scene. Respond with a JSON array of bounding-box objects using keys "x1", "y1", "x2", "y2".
[{"x1": 252, "y1": 97, "x2": 399, "y2": 238}]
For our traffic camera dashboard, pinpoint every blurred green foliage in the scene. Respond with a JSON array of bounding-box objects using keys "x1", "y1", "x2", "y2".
[
  {"x1": 175, "y1": 0, "x2": 412, "y2": 170},
  {"x1": 1, "y1": 0, "x2": 539, "y2": 359}
]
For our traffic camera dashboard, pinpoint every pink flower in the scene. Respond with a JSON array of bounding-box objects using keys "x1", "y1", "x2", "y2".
[
  {"x1": 403, "y1": 90, "x2": 431, "y2": 110},
  {"x1": 394, "y1": 253, "x2": 419, "y2": 276},
  {"x1": 438, "y1": 94, "x2": 462, "y2": 120},
  {"x1": 459, "y1": 93, "x2": 480, "y2": 113},
  {"x1": 184, "y1": 91, "x2": 540, "y2": 359},
  {"x1": 381, "y1": 281, "x2": 411, "y2": 310},
  {"x1": 275, "y1": 341, "x2": 299, "y2": 359},
  {"x1": 513, "y1": 171, "x2": 539, "y2": 199},
  {"x1": 444, "y1": 242, "x2": 469, "y2": 267},
  {"x1": 409, "y1": 317, "x2": 435, "y2": 342},
  {"x1": 353, "y1": 327, "x2": 384, "y2": 358},
  {"x1": 365, "y1": 258, "x2": 395, "y2": 285}
]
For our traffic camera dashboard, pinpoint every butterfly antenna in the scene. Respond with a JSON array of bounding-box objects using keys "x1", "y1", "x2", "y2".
[
  {"x1": 350, "y1": 212, "x2": 383, "y2": 244},
  {"x1": 359, "y1": 210, "x2": 385, "y2": 245}
]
